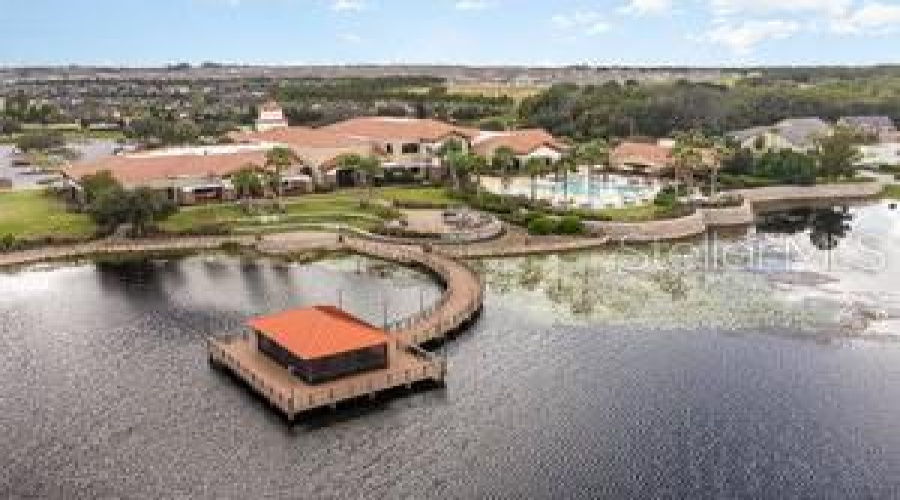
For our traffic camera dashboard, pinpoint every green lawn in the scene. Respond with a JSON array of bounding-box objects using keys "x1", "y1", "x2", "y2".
[
  {"x1": 0, "y1": 190, "x2": 96, "y2": 239},
  {"x1": 881, "y1": 184, "x2": 900, "y2": 200},
  {"x1": 377, "y1": 186, "x2": 458, "y2": 206},
  {"x1": 160, "y1": 189, "x2": 416, "y2": 233}
]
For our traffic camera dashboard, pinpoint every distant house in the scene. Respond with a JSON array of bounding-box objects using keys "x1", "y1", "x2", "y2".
[
  {"x1": 254, "y1": 101, "x2": 289, "y2": 132},
  {"x1": 730, "y1": 118, "x2": 832, "y2": 153},
  {"x1": 248, "y1": 306, "x2": 391, "y2": 385},
  {"x1": 838, "y1": 116, "x2": 897, "y2": 137}
]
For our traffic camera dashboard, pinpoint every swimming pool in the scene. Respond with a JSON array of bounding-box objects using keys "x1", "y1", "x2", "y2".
[{"x1": 491, "y1": 173, "x2": 662, "y2": 209}]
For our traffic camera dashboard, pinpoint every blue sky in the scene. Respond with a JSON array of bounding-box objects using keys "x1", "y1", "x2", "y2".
[{"x1": 2, "y1": 0, "x2": 900, "y2": 66}]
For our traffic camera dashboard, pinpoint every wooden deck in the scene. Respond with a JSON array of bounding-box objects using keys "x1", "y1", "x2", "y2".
[
  {"x1": 209, "y1": 336, "x2": 445, "y2": 418},
  {"x1": 208, "y1": 237, "x2": 484, "y2": 421}
]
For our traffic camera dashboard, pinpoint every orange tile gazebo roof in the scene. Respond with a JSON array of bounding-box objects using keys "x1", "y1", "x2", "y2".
[{"x1": 248, "y1": 306, "x2": 389, "y2": 360}]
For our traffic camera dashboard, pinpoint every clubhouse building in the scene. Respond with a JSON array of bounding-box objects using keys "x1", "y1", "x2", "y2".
[{"x1": 62, "y1": 106, "x2": 567, "y2": 205}]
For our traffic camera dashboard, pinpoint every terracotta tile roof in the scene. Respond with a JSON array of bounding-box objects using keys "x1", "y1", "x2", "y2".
[
  {"x1": 230, "y1": 126, "x2": 368, "y2": 148},
  {"x1": 249, "y1": 306, "x2": 389, "y2": 360},
  {"x1": 611, "y1": 141, "x2": 717, "y2": 173},
  {"x1": 611, "y1": 141, "x2": 673, "y2": 170},
  {"x1": 62, "y1": 151, "x2": 267, "y2": 186},
  {"x1": 321, "y1": 117, "x2": 479, "y2": 142},
  {"x1": 473, "y1": 129, "x2": 567, "y2": 156}
]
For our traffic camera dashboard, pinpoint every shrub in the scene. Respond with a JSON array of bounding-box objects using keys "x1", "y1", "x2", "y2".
[
  {"x1": 557, "y1": 215, "x2": 584, "y2": 235},
  {"x1": 171, "y1": 223, "x2": 231, "y2": 236},
  {"x1": 527, "y1": 216, "x2": 558, "y2": 235},
  {"x1": 0, "y1": 234, "x2": 16, "y2": 252},
  {"x1": 391, "y1": 199, "x2": 456, "y2": 210},
  {"x1": 654, "y1": 186, "x2": 681, "y2": 207},
  {"x1": 368, "y1": 204, "x2": 401, "y2": 219},
  {"x1": 218, "y1": 241, "x2": 245, "y2": 253},
  {"x1": 371, "y1": 226, "x2": 444, "y2": 240}
]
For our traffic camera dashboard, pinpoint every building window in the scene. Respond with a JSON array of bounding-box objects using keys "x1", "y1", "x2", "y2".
[
  {"x1": 385, "y1": 143, "x2": 393, "y2": 154},
  {"x1": 401, "y1": 143, "x2": 420, "y2": 154}
]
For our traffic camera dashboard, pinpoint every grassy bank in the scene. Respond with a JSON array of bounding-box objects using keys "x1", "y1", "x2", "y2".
[
  {"x1": 881, "y1": 185, "x2": 900, "y2": 200},
  {"x1": 0, "y1": 190, "x2": 96, "y2": 239}
]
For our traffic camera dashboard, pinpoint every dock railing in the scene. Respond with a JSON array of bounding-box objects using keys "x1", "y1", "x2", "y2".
[{"x1": 344, "y1": 238, "x2": 485, "y2": 346}]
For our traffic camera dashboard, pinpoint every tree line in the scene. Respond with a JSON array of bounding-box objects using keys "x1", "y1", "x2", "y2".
[{"x1": 518, "y1": 78, "x2": 900, "y2": 141}]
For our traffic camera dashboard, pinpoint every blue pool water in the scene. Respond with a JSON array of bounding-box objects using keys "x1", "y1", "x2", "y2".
[{"x1": 506, "y1": 173, "x2": 660, "y2": 207}]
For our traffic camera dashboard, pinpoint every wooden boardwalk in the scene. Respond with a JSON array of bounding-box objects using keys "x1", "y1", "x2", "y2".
[{"x1": 208, "y1": 237, "x2": 484, "y2": 421}]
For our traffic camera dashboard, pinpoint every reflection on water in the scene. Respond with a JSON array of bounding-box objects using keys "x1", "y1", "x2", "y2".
[
  {"x1": 756, "y1": 202, "x2": 900, "y2": 335},
  {"x1": 758, "y1": 206, "x2": 854, "y2": 258},
  {"x1": 472, "y1": 203, "x2": 900, "y2": 338}
]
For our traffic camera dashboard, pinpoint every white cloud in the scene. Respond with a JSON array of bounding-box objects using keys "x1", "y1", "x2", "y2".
[
  {"x1": 551, "y1": 11, "x2": 612, "y2": 36},
  {"x1": 331, "y1": 0, "x2": 366, "y2": 12},
  {"x1": 454, "y1": 0, "x2": 492, "y2": 11},
  {"x1": 831, "y1": 2, "x2": 900, "y2": 34},
  {"x1": 619, "y1": 0, "x2": 672, "y2": 16},
  {"x1": 710, "y1": 0, "x2": 852, "y2": 17},
  {"x1": 338, "y1": 32, "x2": 362, "y2": 43},
  {"x1": 702, "y1": 19, "x2": 801, "y2": 53}
]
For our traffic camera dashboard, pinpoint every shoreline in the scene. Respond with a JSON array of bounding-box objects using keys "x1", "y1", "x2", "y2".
[{"x1": 0, "y1": 181, "x2": 886, "y2": 269}]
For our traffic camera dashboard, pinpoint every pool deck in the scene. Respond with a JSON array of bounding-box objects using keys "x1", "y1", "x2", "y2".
[{"x1": 208, "y1": 236, "x2": 484, "y2": 421}]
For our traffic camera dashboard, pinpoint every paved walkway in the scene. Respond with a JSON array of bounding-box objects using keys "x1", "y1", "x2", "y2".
[
  {"x1": 0, "y1": 234, "x2": 256, "y2": 269},
  {"x1": 586, "y1": 181, "x2": 886, "y2": 243}
]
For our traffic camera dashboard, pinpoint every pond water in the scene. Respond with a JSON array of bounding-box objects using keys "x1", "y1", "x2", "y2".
[{"x1": 1, "y1": 203, "x2": 899, "y2": 498}]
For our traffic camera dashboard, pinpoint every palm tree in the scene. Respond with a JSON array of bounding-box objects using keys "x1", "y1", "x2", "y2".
[
  {"x1": 470, "y1": 153, "x2": 488, "y2": 199},
  {"x1": 576, "y1": 139, "x2": 610, "y2": 174},
  {"x1": 671, "y1": 136, "x2": 702, "y2": 197},
  {"x1": 438, "y1": 139, "x2": 465, "y2": 191},
  {"x1": 336, "y1": 153, "x2": 383, "y2": 205},
  {"x1": 231, "y1": 164, "x2": 262, "y2": 208},
  {"x1": 709, "y1": 139, "x2": 731, "y2": 201},
  {"x1": 492, "y1": 146, "x2": 517, "y2": 195},
  {"x1": 265, "y1": 146, "x2": 299, "y2": 208},
  {"x1": 358, "y1": 155, "x2": 383, "y2": 205},
  {"x1": 574, "y1": 139, "x2": 609, "y2": 203},
  {"x1": 231, "y1": 163, "x2": 262, "y2": 208},
  {"x1": 556, "y1": 153, "x2": 578, "y2": 206},
  {"x1": 523, "y1": 156, "x2": 548, "y2": 205}
]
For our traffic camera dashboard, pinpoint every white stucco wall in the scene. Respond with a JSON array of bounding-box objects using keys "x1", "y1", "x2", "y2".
[
  {"x1": 522, "y1": 146, "x2": 563, "y2": 163},
  {"x1": 857, "y1": 143, "x2": 900, "y2": 166}
]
